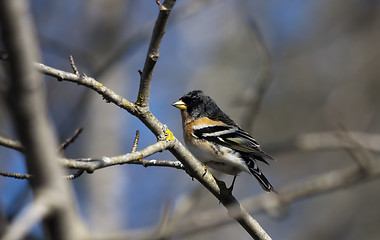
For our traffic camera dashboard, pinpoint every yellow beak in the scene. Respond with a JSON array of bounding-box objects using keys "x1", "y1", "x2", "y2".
[{"x1": 172, "y1": 100, "x2": 187, "y2": 110}]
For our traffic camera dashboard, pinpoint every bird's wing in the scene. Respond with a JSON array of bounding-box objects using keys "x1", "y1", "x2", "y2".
[{"x1": 192, "y1": 125, "x2": 273, "y2": 164}]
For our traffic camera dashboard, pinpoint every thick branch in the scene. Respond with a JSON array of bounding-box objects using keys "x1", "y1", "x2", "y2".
[
  {"x1": 2, "y1": 196, "x2": 51, "y2": 240},
  {"x1": 0, "y1": 1, "x2": 85, "y2": 239}
]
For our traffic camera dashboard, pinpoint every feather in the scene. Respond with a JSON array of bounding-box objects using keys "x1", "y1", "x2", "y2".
[
  {"x1": 244, "y1": 157, "x2": 276, "y2": 192},
  {"x1": 193, "y1": 125, "x2": 273, "y2": 164}
]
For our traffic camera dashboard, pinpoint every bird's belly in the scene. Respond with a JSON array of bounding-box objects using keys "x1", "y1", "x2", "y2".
[{"x1": 185, "y1": 138, "x2": 250, "y2": 175}]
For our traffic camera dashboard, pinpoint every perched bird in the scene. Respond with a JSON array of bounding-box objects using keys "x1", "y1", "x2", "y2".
[{"x1": 172, "y1": 90, "x2": 275, "y2": 192}]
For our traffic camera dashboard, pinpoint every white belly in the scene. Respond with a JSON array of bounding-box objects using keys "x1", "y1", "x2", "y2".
[{"x1": 186, "y1": 139, "x2": 250, "y2": 175}]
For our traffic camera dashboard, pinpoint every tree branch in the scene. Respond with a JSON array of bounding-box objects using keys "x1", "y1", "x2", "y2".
[
  {"x1": 36, "y1": 30, "x2": 272, "y2": 240},
  {"x1": 64, "y1": 170, "x2": 85, "y2": 180},
  {"x1": 240, "y1": 12, "x2": 273, "y2": 131},
  {"x1": 0, "y1": 169, "x2": 86, "y2": 180},
  {"x1": 136, "y1": 0, "x2": 176, "y2": 107},
  {"x1": 61, "y1": 140, "x2": 175, "y2": 172},
  {"x1": 169, "y1": 141, "x2": 272, "y2": 239},
  {"x1": 0, "y1": 1, "x2": 86, "y2": 239},
  {"x1": 93, "y1": 0, "x2": 219, "y2": 80},
  {"x1": 132, "y1": 156, "x2": 380, "y2": 239},
  {"x1": 131, "y1": 130, "x2": 140, "y2": 153},
  {"x1": 35, "y1": 61, "x2": 168, "y2": 140},
  {"x1": 266, "y1": 131, "x2": 380, "y2": 156},
  {"x1": 0, "y1": 128, "x2": 83, "y2": 154},
  {"x1": 58, "y1": 128, "x2": 83, "y2": 152},
  {"x1": 1, "y1": 139, "x2": 184, "y2": 180},
  {"x1": 2, "y1": 196, "x2": 51, "y2": 240},
  {"x1": 159, "y1": 154, "x2": 380, "y2": 238},
  {"x1": 0, "y1": 136, "x2": 24, "y2": 152},
  {"x1": 0, "y1": 171, "x2": 32, "y2": 180},
  {"x1": 1, "y1": 0, "x2": 272, "y2": 238}
]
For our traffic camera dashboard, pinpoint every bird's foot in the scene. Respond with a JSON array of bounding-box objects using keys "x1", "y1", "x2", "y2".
[{"x1": 226, "y1": 175, "x2": 237, "y2": 195}]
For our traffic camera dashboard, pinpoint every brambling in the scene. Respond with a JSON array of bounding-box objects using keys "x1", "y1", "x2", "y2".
[{"x1": 173, "y1": 90, "x2": 275, "y2": 192}]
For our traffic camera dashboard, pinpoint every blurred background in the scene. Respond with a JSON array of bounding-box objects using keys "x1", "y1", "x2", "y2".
[{"x1": 1, "y1": 0, "x2": 380, "y2": 239}]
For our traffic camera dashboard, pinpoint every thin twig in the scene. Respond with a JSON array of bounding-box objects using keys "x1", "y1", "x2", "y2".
[
  {"x1": 92, "y1": 0, "x2": 218, "y2": 80},
  {"x1": 64, "y1": 170, "x2": 85, "y2": 180},
  {"x1": 58, "y1": 128, "x2": 83, "y2": 152},
  {"x1": 0, "y1": 136, "x2": 24, "y2": 152},
  {"x1": 131, "y1": 130, "x2": 140, "y2": 153},
  {"x1": 0, "y1": 171, "x2": 32, "y2": 179},
  {"x1": 0, "y1": 134, "x2": 184, "y2": 173},
  {"x1": 240, "y1": 12, "x2": 273, "y2": 131},
  {"x1": 0, "y1": 170, "x2": 86, "y2": 180},
  {"x1": 69, "y1": 55, "x2": 80, "y2": 76},
  {"x1": 130, "y1": 159, "x2": 185, "y2": 170},
  {"x1": 0, "y1": 128, "x2": 83, "y2": 153},
  {"x1": 0, "y1": 133, "x2": 86, "y2": 180},
  {"x1": 61, "y1": 140, "x2": 175, "y2": 172},
  {"x1": 36, "y1": 61, "x2": 140, "y2": 118},
  {"x1": 136, "y1": 0, "x2": 176, "y2": 107}
]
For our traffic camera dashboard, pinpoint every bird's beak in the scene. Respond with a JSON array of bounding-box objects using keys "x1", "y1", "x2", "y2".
[{"x1": 172, "y1": 100, "x2": 187, "y2": 110}]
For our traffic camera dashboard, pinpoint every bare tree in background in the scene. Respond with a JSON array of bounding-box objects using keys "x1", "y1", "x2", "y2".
[
  {"x1": 1, "y1": 0, "x2": 380, "y2": 240},
  {"x1": 0, "y1": 0, "x2": 271, "y2": 239}
]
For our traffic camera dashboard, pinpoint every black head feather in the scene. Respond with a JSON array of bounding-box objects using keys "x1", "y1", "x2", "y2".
[{"x1": 179, "y1": 90, "x2": 237, "y2": 126}]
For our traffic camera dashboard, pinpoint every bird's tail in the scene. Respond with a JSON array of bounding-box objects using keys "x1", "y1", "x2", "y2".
[{"x1": 246, "y1": 159, "x2": 276, "y2": 193}]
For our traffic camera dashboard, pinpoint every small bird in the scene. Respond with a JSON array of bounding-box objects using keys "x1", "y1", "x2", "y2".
[{"x1": 172, "y1": 90, "x2": 275, "y2": 192}]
